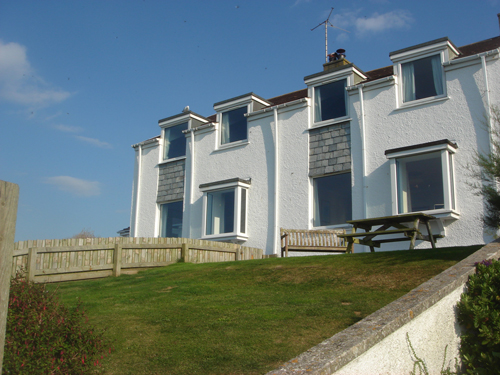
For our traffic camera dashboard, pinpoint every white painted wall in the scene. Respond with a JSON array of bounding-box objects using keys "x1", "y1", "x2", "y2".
[
  {"x1": 335, "y1": 285, "x2": 464, "y2": 375},
  {"x1": 130, "y1": 141, "x2": 160, "y2": 238}
]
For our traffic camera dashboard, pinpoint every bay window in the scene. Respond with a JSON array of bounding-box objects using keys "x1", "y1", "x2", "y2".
[
  {"x1": 200, "y1": 178, "x2": 250, "y2": 241},
  {"x1": 386, "y1": 140, "x2": 457, "y2": 215}
]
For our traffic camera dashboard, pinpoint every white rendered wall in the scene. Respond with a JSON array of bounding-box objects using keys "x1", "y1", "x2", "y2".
[
  {"x1": 130, "y1": 142, "x2": 160, "y2": 238},
  {"x1": 348, "y1": 54, "x2": 500, "y2": 251},
  {"x1": 185, "y1": 101, "x2": 310, "y2": 254},
  {"x1": 335, "y1": 285, "x2": 464, "y2": 375}
]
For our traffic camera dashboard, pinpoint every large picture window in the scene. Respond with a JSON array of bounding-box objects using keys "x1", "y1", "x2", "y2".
[
  {"x1": 313, "y1": 172, "x2": 352, "y2": 227},
  {"x1": 402, "y1": 55, "x2": 443, "y2": 103},
  {"x1": 221, "y1": 107, "x2": 247, "y2": 145},
  {"x1": 163, "y1": 122, "x2": 188, "y2": 160},
  {"x1": 314, "y1": 79, "x2": 347, "y2": 123},
  {"x1": 387, "y1": 140, "x2": 457, "y2": 215},
  {"x1": 160, "y1": 200, "x2": 183, "y2": 238},
  {"x1": 201, "y1": 178, "x2": 250, "y2": 241}
]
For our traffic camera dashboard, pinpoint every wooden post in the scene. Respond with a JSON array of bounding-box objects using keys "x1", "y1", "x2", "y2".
[
  {"x1": 27, "y1": 248, "x2": 37, "y2": 282},
  {"x1": 235, "y1": 245, "x2": 240, "y2": 261},
  {"x1": 113, "y1": 244, "x2": 122, "y2": 277},
  {"x1": 0, "y1": 180, "x2": 19, "y2": 375},
  {"x1": 181, "y1": 243, "x2": 189, "y2": 262}
]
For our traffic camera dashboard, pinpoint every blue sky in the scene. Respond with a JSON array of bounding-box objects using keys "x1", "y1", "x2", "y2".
[{"x1": 1, "y1": 0, "x2": 499, "y2": 241}]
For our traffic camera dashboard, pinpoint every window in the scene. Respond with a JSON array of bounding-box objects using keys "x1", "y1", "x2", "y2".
[
  {"x1": 200, "y1": 178, "x2": 250, "y2": 241},
  {"x1": 402, "y1": 55, "x2": 443, "y2": 103},
  {"x1": 221, "y1": 107, "x2": 247, "y2": 145},
  {"x1": 386, "y1": 140, "x2": 457, "y2": 215},
  {"x1": 163, "y1": 122, "x2": 188, "y2": 160},
  {"x1": 160, "y1": 200, "x2": 183, "y2": 237},
  {"x1": 314, "y1": 79, "x2": 347, "y2": 123},
  {"x1": 313, "y1": 172, "x2": 352, "y2": 226}
]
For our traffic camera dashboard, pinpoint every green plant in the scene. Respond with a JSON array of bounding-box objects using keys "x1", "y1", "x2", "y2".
[
  {"x1": 457, "y1": 258, "x2": 500, "y2": 374},
  {"x1": 406, "y1": 333, "x2": 459, "y2": 375},
  {"x1": 3, "y1": 272, "x2": 111, "y2": 375}
]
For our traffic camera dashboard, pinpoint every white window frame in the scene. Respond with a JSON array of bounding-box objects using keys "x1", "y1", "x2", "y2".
[
  {"x1": 200, "y1": 179, "x2": 250, "y2": 242},
  {"x1": 312, "y1": 172, "x2": 352, "y2": 228},
  {"x1": 218, "y1": 105, "x2": 249, "y2": 147},
  {"x1": 158, "y1": 200, "x2": 184, "y2": 238},
  {"x1": 390, "y1": 38, "x2": 459, "y2": 109},
  {"x1": 311, "y1": 78, "x2": 349, "y2": 127},
  {"x1": 162, "y1": 121, "x2": 188, "y2": 161},
  {"x1": 395, "y1": 52, "x2": 447, "y2": 108},
  {"x1": 386, "y1": 141, "x2": 458, "y2": 218}
]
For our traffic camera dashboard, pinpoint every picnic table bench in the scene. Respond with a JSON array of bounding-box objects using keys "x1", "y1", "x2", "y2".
[
  {"x1": 280, "y1": 228, "x2": 347, "y2": 257},
  {"x1": 338, "y1": 213, "x2": 442, "y2": 253}
]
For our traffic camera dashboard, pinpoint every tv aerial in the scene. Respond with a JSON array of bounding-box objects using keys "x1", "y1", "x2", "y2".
[{"x1": 311, "y1": 7, "x2": 350, "y2": 63}]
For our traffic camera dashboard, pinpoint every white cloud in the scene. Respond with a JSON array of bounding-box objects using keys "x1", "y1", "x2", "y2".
[
  {"x1": 0, "y1": 40, "x2": 71, "y2": 107},
  {"x1": 75, "y1": 136, "x2": 113, "y2": 149},
  {"x1": 52, "y1": 124, "x2": 83, "y2": 133},
  {"x1": 331, "y1": 9, "x2": 413, "y2": 35},
  {"x1": 45, "y1": 176, "x2": 101, "y2": 197}
]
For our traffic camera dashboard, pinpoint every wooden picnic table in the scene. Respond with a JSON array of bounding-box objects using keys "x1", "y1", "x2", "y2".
[{"x1": 339, "y1": 213, "x2": 439, "y2": 253}]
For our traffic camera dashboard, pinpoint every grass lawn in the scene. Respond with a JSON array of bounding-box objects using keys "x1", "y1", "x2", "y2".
[{"x1": 49, "y1": 245, "x2": 481, "y2": 375}]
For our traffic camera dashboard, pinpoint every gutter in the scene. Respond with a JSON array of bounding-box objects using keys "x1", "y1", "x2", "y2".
[
  {"x1": 358, "y1": 85, "x2": 367, "y2": 219},
  {"x1": 133, "y1": 144, "x2": 143, "y2": 236},
  {"x1": 273, "y1": 108, "x2": 280, "y2": 256}
]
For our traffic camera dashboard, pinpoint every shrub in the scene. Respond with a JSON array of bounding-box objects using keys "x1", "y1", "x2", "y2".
[
  {"x1": 457, "y1": 258, "x2": 500, "y2": 374},
  {"x1": 3, "y1": 273, "x2": 111, "y2": 375}
]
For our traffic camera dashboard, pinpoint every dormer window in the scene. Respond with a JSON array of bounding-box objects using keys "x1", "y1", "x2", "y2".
[
  {"x1": 314, "y1": 79, "x2": 347, "y2": 122},
  {"x1": 163, "y1": 122, "x2": 188, "y2": 160},
  {"x1": 214, "y1": 93, "x2": 271, "y2": 148},
  {"x1": 402, "y1": 55, "x2": 443, "y2": 103},
  {"x1": 304, "y1": 63, "x2": 366, "y2": 127},
  {"x1": 158, "y1": 111, "x2": 210, "y2": 162},
  {"x1": 390, "y1": 37, "x2": 459, "y2": 107},
  {"x1": 221, "y1": 106, "x2": 247, "y2": 145}
]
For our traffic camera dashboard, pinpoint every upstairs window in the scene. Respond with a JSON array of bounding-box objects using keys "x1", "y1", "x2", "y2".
[
  {"x1": 221, "y1": 107, "x2": 247, "y2": 145},
  {"x1": 314, "y1": 79, "x2": 347, "y2": 123},
  {"x1": 163, "y1": 122, "x2": 188, "y2": 160},
  {"x1": 402, "y1": 55, "x2": 444, "y2": 103}
]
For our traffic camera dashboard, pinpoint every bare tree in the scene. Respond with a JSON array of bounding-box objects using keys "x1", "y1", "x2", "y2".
[{"x1": 71, "y1": 228, "x2": 96, "y2": 239}]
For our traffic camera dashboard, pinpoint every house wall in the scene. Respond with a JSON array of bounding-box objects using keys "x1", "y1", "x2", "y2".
[
  {"x1": 130, "y1": 141, "x2": 160, "y2": 238},
  {"x1": 348, "y1": 52, "x2": 500, "y2": 251}
]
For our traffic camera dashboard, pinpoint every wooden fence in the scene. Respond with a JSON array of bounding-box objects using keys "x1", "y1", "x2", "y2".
[{"x1": 12, "y1": 237, "x2": 263, "y2": 283}]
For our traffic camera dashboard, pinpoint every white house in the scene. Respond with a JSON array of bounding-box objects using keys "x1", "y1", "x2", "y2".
[{"x1": 129, "y1": 32, "x2": 500, "y2": 255}]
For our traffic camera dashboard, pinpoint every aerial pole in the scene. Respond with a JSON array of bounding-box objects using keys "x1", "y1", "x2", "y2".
[{"x1": 311, "y1": 7, "x2": 350, "y2": 63}]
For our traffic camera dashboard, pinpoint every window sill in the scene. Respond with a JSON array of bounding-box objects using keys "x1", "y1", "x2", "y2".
[
  {"x1": 158, "y1": 155, "x2": 186, "y2": 165},
  {"x1": 202, "y1": 233, "x2": 248, "y2": 242},
  {"x1": 310, "y1": 117, "x2": 352, "y2": 130},
  {"x1": 399, "y1": 209, "x2": 459, "y2": 220},
  {"x1": 216, "y1": 140, "x2": 249, "y2": 152},
  {"x1": 396, "y1": 95, "x2": 448, "y2": 111}
]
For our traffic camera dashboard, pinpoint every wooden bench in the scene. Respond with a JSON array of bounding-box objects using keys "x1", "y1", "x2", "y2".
[{"x1": 280, "y1": 228, "x2": 347, "y2": 257}]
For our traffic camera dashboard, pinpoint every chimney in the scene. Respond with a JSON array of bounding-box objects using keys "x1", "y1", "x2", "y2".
[{"x1": 323, "y1": 49, "x2": 350, "y2": 71}]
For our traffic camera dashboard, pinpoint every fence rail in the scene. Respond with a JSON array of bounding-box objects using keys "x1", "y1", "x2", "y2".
[{"x1": 12, "y1": 237, "x2": 263, "y2": 283}]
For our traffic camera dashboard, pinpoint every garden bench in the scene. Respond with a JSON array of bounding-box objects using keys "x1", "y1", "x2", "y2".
[{"x1": 280, "y1": 228, "x2": 347, "y2": 257}]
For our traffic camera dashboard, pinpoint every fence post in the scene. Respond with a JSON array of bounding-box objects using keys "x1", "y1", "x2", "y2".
[
  {"x1": 181, "y1": 243, "x2": 189, "y2": 262},
  {"x1": 0, "y1": 180, "x2": 19, "y2": 375},
  {"x1": 27, "y1": 248, "x2": 37, "y2": 282},
  {"x1": 113, "y1": 244, "x2": 122, "y2": 277},
  {"x1": 235, "y1": 244, "x2": 241, "y2": 261}
]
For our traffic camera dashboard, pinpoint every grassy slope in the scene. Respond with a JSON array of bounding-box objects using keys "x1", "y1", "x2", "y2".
[{"x1": 49, "y1": 246, "x2": 481, "y2": 375}]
